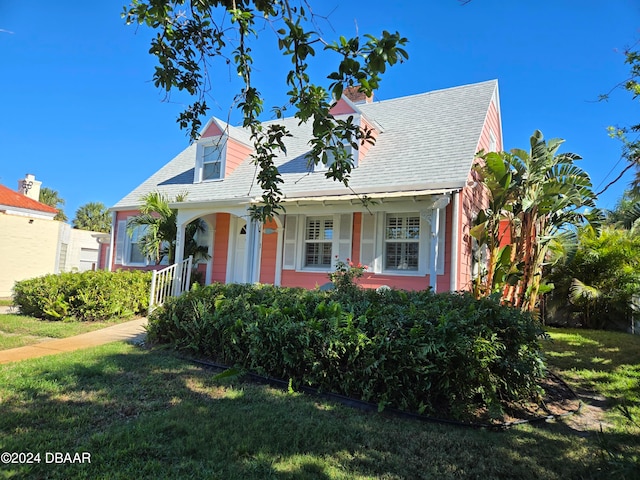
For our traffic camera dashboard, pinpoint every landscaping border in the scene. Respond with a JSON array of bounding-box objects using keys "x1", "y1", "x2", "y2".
[{"x1": 185, "y1": 356, "x2": 581, "y2": 431}]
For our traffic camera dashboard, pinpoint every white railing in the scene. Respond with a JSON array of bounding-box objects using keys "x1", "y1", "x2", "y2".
[{"x1": 149, "y1": 256, "x2": 193, "y2": 312}]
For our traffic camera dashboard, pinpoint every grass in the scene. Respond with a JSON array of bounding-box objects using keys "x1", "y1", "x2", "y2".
[
  {"x1": 0, "y1": 299, "x2": 13, "y2": 307},
  {"x1": 0, "y1": 327, "x2": 638, "y2": 479},
  {"x1": 0, "y1": 314, "x2": 128, "y2": 350},
  {"x1": 543, "y1": 328, "x2": 640, "y2": 437}
]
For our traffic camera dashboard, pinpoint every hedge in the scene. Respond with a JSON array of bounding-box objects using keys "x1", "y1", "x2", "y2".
[
  {"x1": 148, "y1": 283, "x2": 547, "y2": 419},
  {"x1": 13, "y1": 270, "x2": 152, "y2": 321}
]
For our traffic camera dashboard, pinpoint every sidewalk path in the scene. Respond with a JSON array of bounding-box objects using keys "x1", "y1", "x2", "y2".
[{"x1": 0, "y1": 316, "x2": 148, "y2": 364}]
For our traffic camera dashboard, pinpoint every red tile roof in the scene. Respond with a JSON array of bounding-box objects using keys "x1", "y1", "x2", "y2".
[{"x1": 0, "y1": 184, "x2": 59, "y2": 215}]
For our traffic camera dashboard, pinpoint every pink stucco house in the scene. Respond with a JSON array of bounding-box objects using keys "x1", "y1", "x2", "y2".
[{"x1": 108, "y1": 80, "x2": 502, "y2": 293}]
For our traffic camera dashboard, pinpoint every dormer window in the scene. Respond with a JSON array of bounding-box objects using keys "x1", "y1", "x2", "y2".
[
  {"x1": 196, "y1": 137, "x2": 226, "y2": 182},
  {"x1": 315, "y1": 139, "x2": 354, "y2": 172},
  {"x1": 314, "y1": 119, "x2": 357, "y2": 173}
]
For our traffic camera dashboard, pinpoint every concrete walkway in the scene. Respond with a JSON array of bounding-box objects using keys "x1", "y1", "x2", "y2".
[{"x1": 0, "y1": 312, "x2": 148, "y2": 364}]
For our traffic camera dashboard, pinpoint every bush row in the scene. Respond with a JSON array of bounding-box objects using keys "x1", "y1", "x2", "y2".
[
  {"x1": 148, "y1": 283, "x2": 546, "y2": 418},
  {"x1": 13, "y1": 270, "x2": 152, "y2": 321}
]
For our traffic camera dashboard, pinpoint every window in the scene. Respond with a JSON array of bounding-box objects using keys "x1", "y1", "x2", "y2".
[
  {"x1": 128, "y1": 225, "x2": 147, "y2": 265},
  {"x1": 195, "y1": 137, "x2": 226, "y2": 182},
  {"x1": 384, "y1": 214, "x2": 420, "y2": 271},
  {"x1": 489, "y1": 129, "x2": 497, "y2": 152},
  {"x1": 304, "y1": 216, "x2": 334, "y2": 267},
  {"x1": 202, "y1": 144, "x2": 223, "y2": 180}
]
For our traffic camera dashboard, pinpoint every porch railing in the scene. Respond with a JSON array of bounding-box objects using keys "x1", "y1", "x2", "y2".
[{"x1": 149, "y1": 256, "x2": 193, "y2": 313}]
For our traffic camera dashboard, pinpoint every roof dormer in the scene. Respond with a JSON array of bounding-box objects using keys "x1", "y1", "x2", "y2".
[
  {"x1": 194, "y1": 118, "x2": 253, "y2": 183},
  {"x1": 313, "y1": 91, "x2": 380, "y2": 172}
]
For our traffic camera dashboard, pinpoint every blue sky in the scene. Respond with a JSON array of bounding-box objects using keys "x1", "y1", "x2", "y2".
[{"x1": 1, "y1": 1, "x2": 638, "y2": 221}]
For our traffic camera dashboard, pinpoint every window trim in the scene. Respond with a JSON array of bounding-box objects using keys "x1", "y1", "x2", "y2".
[
  {"x1": 362, "y1": 210, "x2": 444, "y2": 277},
  {"x1": 301, "y1": 215, "x2": 335, "y2": 270},
  {"x1": 293, "y1": 213, "x2": 351, "y2": 272},
  {"x1": 125, "y1": 222, "x2": 149, "y2": 267},
  {"x1": 195, "y1": 136, "x2": 227, "y2": 182},
  {"x1": 383, "y1": 213, "x2": 421, "y2": 272}
]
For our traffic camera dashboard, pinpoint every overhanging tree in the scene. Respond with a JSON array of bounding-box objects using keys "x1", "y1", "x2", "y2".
[
  {"x1": 472, "y1": 130, "x2": 601, "y2": 312},
  {"x1": 123, "y1": 0, "x2": 408, "y2": 221}
]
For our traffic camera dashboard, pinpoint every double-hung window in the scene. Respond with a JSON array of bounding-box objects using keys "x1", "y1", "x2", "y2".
[
  {"x1": 202, "y1": 144, "x2": 223, "y2": 180},
  {"x1": 196, "y1": 137, "x2": 226, "y2": 182},
  {"x1": 127, "y1": 224, "x2": 147, "y2": 265},
  {"x1": 304, "y1": 216, "x2": 334, "y2": 267},
  {"x1": 384, "y1": 214, "x2": 420, "y2": 271}
]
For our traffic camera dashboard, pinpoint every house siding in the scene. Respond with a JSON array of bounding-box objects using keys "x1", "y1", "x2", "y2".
[
  {"x1": 456, "y1": 97, "x2": 502, "y2": 291},
  {"x1": 259, "y1": 218, "x2": 278, "y2": 284},
  {"x1": 0, "y1": 214, "x2": 60, "y2": 297},
  {"x1": 358, "y1": 117, "x2": 378, "y2": 164},
  {"x1": 225, "y1": 140, "x2": 253, "y2": 178},
  {"x1": 211, "y1": 213, "x2": 230, "y2": 283}
]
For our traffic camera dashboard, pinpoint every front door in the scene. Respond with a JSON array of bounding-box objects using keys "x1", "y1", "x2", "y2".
[{"x1": 232, "y1": 220, "x2": 247, "y2": 283}]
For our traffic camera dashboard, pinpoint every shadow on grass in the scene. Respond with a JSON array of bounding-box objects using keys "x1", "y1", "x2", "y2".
[
  {"x1": 543, "y1": 329, "x2": 640, "y2": 413},
  {"x1": 0, "y1": 343, "x2": 634, "y2": 479}
]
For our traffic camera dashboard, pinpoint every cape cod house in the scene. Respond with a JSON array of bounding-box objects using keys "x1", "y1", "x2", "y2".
[{"x1": 108, "y1": 80, "x2": 502, "y2": 293}]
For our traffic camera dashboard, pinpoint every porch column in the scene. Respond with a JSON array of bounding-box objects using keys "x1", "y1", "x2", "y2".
[
  {"x1": 429, "y1": 195, "x2": 450, "y2": 293},
  {"x1": 174, "y1": 212, "x2": 189, "y2": 295},
  {"x1": 175, "y1": 211, "x2": 189, "y2": 267}
]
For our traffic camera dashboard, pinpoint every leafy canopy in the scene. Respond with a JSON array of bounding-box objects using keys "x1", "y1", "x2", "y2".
[
  {"x1": 123, "y1": 0, "x2": 408, "y2": 221},
  {"x1": 73, "y1": 202, "x2": 111, "y2": 233},
  {"x1": 39, "y1": 187, "x2": 67, "y2": 222}
]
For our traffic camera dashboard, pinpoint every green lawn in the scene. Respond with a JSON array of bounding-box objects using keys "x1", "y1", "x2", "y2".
[
  {"x1": 0, "y1": 328, "x2": 637, "y2": 479},
  {"x1": 0, "y1": 314, "x2": 129, "y2": 350}
]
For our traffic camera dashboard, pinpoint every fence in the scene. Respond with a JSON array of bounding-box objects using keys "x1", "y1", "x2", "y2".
[{"x1": 149, "y1": 256, "x2": 193, "y2": 312}]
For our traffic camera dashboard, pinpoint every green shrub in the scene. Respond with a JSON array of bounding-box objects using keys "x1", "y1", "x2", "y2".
[
  {"x1": 148, "y1": 283, "x2": 546, "y2": 419},
  {"x1": 13, "y1": 270, "x2": 152, "y2": 321}
]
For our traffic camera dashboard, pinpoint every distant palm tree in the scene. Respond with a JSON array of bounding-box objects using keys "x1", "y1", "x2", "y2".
[
  {"x1": 73, "y1": 202, "x2": 111, "y2": 233},
  {"x1": 127, "y1": 192, "x2": 210, "y2": 265},
  {"x1": 39, "y1": 187, "x2": 67, "y2": 222}
]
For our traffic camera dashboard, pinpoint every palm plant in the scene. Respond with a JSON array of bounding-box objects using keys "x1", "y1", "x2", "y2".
[
  {"x1": 472, "y1": 130, "x2": 600, "y2": 312},
  {"x1": 127, "y1": 191, "x2": 210, "y2": 265},
  {"x1": 39, "y1": 187, "x2": 67, "y2": 222},
  {"x1": 72, "y1": 202, "x2": 111, "y2": 232},
  {"x1": 548, "y1": 226, "x2": 640, "y2": 329}
]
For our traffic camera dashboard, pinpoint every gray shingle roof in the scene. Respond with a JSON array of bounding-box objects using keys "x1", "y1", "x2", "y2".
[{"x1": 113, "y1": 80, "x2": 498, "y2": 209}]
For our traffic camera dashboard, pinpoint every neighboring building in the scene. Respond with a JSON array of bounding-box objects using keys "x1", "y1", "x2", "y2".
[
  {"x1": 0, "y1": 175, "x2": 103, "y2": 297},
  {"x1": 109, "y1": 80, "x2": 503, "y2": 292}
]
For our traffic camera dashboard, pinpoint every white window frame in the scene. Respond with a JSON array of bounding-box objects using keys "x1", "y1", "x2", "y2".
[
  {"x1": 302, "y1": 216, "x2": 334, "y2": 268},
  {"x1": 489, "y1": 128, "x2": 497, "y2": 152},
  {"x1": 293, "y1": 213, "x2": 352, "y2": 272},
  {"x1": 362, "y1": 210, "x2": 444, "y2": 277},
  {"x1": 126, "y1": 223, "x2": 149, "y2": 266},
  {"x1": 195, "y1": 136, "x2": 227, "y2": 182},
  {"x1": 383, "y1": 213, "x2": 421, "y2": 272}
]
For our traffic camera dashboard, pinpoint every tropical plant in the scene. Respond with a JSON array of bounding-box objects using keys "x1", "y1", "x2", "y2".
[
  {"x1": 72, "y1": 201, "x2": 111, "y2": 232},
  {"x1": 39, "y1": 186, "x2": 67, "y2": 222},
  {"x1": 607, "y1": 189, "x2": 640, "y2": 231},
  {"x1": 123, "y1": 1, "x2": 408, "y2": 221},
  {"x1": 472, "y1": 130, "x2": 600, "y2": 312},
  {"x1": 546, "y1": 226, "x2": 640, "y2": 330},
  {"x1": 127, "y1": 191, "x2": 210, "y2": 265}
]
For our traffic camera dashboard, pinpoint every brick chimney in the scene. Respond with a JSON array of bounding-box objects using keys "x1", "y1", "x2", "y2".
[
  {"x1": 18, "y1": 173, "x2": 42, "y2": 200},
  {"x1": 343, "y1": 86, "x2": 373, "y2": 104}
]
